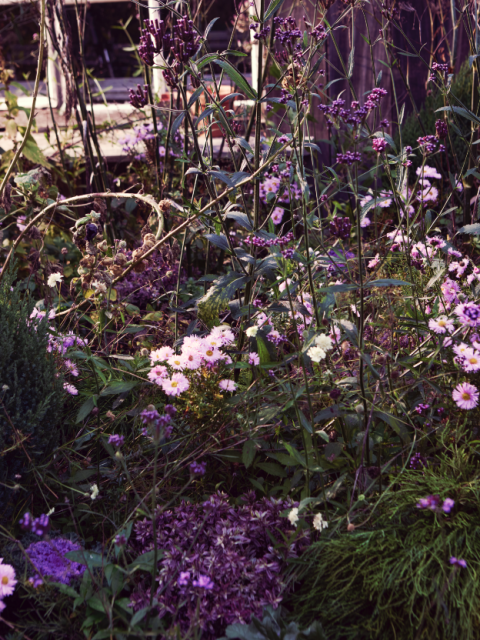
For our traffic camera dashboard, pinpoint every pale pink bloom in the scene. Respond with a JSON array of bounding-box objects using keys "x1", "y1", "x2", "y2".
[
  {"x1": 277, "y1": 278, "x2": 293, "y2": 293},
  {"x1": 248, "y1": 352, "x2": 260, "y2": 365},
  {"x1": 16, "y1": 215, "x2": 27, "y2": 232},
  {"x1": 0, "y1": 600, "x2": 5, "y2": 612},
  {"x1": 64, "y1": 359, "x2": 79, "y2": 376},
  {"x1": 449, "y1": 259, "x2": 469, "y2": 278},
  {"x1": 209, "y1": 326, "x2": 235, "y2": 345},
  {"x1": 447, "y1": 247, "x2": 462, "y2": 258},
  {"x1": 271, "y1": 207, "x2": 284, "y2": 224},
  {"x1": 0, "y1": 563, "x2": 16, "y2": 597},
  {"x1": 219, "y1": 379, "x2": 237, "y2": 392},
  {"x1": 167, "y1": 354, "x2": 185, "y2": 370},
  {"x1": 182, "y1": 335, "x2": 204, "y2": 351},
  {"x1": 360, "y1": 217, "x2": 371, "y2": 228},
  {"x1": 462, "y1": 349, "x2": 480, "y2": 372},
  {"x1": 452, "y1": 382, "x2": 479, "y2": 410},
  {"x1": 148, "y1": 365, "x2": 168, "y2": 383},
  {"x1": 200, "y1": 346, "x2": 223, "y2": 363},
  {"x1": 416, "y1": 165, "x2": 441, "y2": 180},
  {"x1": 428, "y1": 316, "x2": 454, "y2": 334},
  {"x1": 441, "y1": 278, "x2": 460, "y2": 304},
  {"x1": 368, "y1": 254, "x2": 381, "y2": 269},
  {"x1": 181, "y1": 350, "x2": 202, "y2": 370},
  {"x1": 150, "y1": 346, "x2": 174, "y2": 364},
  {"x1": 63, "y1": 383, "x2": 78, "y2": 395},
  {"x1": 425, "y1": 305, "x2": 432, "y2": 314},
  {"x1": 444, "y1": 337, "x2": 453, "y2": 347},
  {"x1": 161, "y1": 373, "x2": 190, "y2": 396},
  {"x1": 203, "y1": 335, "x2": 224, "y2": 350},
  {"x1": 427, "y1": 236, "x2": 446, "y2": 249},
  {"x1": 256, "y1": 312, "x2": 269, "y2": 327},
  {"x1": 453, "y1": 343, "x2": 471, "y2": 358}
]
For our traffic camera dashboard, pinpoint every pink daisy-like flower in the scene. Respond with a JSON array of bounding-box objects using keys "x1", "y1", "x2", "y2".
[
  {"x1": 209, "y1": 326, "x2": 235, "y2": 345},
  {"x1": 0, "y1": 563, "x2": 17, "y2": 597},
  {"x1": 271, "y1": 207, "x2": 284, "y2": 224},
  {"x1": 452, "y1": 382, "x2": 479, "y2": 410},
  {"x1": 360, "y1": 217, "x2": 371, "y2": 228},
  {"x1": 416, "y1": 165, "x2": 442, "y2": 180},
  {"x1": 63, "y1": 383, "x2": 78, "y2": 396},
  {"x1": 428, "y1": 316, "x2": 454, "y2": 334},
  {"x1": 150, "y1": 346, "x2": 174, "y2": 364},
  {"x1": 64, "y1": 359, "x2": 79, "y2": 376},
  {"x1": 219, "y1": 379, "x2": 237, "y2": 392},
  {"x1": 181, "y1": 350, "x2": 202, "y2": 370},
  {"x1": 200, "y1": 346, "x2": 223, "y2": 364},
  {"x1": 182, "y1": 335, "x2": 204, "y2": 352},
  {"x1": 453, "y1": 343, "x2": 470, "y2": 358},
  {"x1": 249, "y1": 352, "x2": 260, "y2": 365},
  {"x1": 148, "y1": 365, "x2": 168, "y2": 383},
  {"x1": 161, "y1": 373, "x2": 190, "y2": 396},
  {"x1": 167, "y1": 354, "x2": 185, "y2": 370},
  {"x1": 368, "y1": 253, "x2": 381, "y2": 269},
  {"x1": 454, "y1": 302, "x2": 480, "y2": 327},
  {"x1": 462, "y1": 349, "x2": 480, "y2": 372}
]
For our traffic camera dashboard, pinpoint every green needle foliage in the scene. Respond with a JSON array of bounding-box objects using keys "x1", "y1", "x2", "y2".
[
  {"x1": 290, "y1": 429, "x2": 480, "y2": 639},
  {"x1": 0, "y1": 267, "x2": 63, "y2": 508}
]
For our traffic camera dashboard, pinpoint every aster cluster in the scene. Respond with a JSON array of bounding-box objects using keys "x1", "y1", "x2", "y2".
[
  {"x1": 25, "y1": 538, "x2": 86, "y2": 586},
  {"x1": 129, "y1": 492, "x2": 309, "y2": 638},
  {"x1": 416, "y1": 495, "x2": 454, "y2": 513},
  {"x1": 147, "y1": 326, "x2": 236, "y2": 397}
]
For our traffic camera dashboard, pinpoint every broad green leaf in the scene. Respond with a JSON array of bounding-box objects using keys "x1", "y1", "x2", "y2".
[
  {"x1": 255, "y1": 462, "x2": 287, "y2": 477},
  {"x1": 365, "y1": 278, "x2": 412, "y2": 288},
  {"x1": 76, "y1": 396, "x2": 97, "y2": 423},
  {"x1": 100, "y1": 381, "x2": 138, "y2": 396},
  {"x1": 204, "y1": 233, "x2": 231, "y2": 252},
  {"x1": 242, "y1": 440, "x2": 256, "y2": 468},
  {"x1": 21, "y1": 134, "x2": 51, "y2": 168},
  {"x1": 65, "y1": 550, "x2": 104, "y2": 568},
  {"x1": 458, "y1": 223, "x2": 480, "y2": 235},
  {"x1": 215, "y1": 59, "x2": 257, "y2": 100},
  {"x1": 264, "y1": 0, "x2": 287, "y2": 20},
  {"x1": 436, "y1": 105, "x2": 480, "y2": 124}
]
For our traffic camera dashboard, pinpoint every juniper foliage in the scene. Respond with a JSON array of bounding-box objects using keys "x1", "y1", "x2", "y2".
[{"x1": 0, "y1": 268, "x2": 63, "y2": 506}]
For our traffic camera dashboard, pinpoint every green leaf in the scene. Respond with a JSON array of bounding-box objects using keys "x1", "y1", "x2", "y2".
[
  {"x1": 256, "y1": 462, "x2": 288, "y2": 477},
  {"x1": 204, "y1": 234, "x2": 230, "y2": 252},
  {"x1": 76, "y1": 396, "x2": 97, "y2": 423},
  {"x1": 436, "y1": 105, "x2": 480, "y2": 125},
  {"x1": 215, "y1": 59, "x2": 257, "y2": 100},
  {"x1": 264, "y1": 0, "x2": 287, "y2": 20},
  {"x1": 130, "y1": 607, "x2": 149, "y2": 628},
  {"x1": 128, "y1": 550, "x2": 162, "y2": 574},
  {"x1": 365, "y1": 278, "x2": 412, "y2": 288},
  {"x1": 458, "y1": 223, "x2": 480, "y2": 235},
  {"x1": 197, "y1": 272, "x2": 249, "y2": 328},
  {"x1": 21, "y1": 134, "x2": 51, "y2": 168},
  {"x1": 100, "y1": 381, "x2": 138, "y2": 396},
  {"x1": 374, "y1": 410, "x2": 410, "y2": 444},
  {"x1": 65, "y1": 550, "x2": 105, "y2": 569},
  {"x1": 242, "y1": 440, "x2": 256, "y2": 469}
]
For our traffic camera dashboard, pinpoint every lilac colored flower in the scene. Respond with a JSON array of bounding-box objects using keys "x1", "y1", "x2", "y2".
[
  {"x1": 372, "y1": 138, "x2": 388, "y2": 153},
  {"x1": 192, "y1": 574, "x2": 214, "y2": 589},
  {"x1": 190, "y1": 461, "x2": 207, "y2": 476},
  {"x1": 415, "y1": 403, "x2": 430, "y2": 415},
  {"x1": 108, "y1": 434, "x2": 125, "y2": 448},
  {"x1": 452, "y1": 382, "x2": 479, "y2": 410},
  {"x1": 32, "y1": 514, "x2": 50, "y2": 536},
  {"x1": 409, "y1": 452, "x2": 427, "y2": 470},
  {"x1": 450, "y1": 557, "x2": 467, "y2": 568},
  {"x1": 141, "y1": 407, "x2": 161, "y2": 424},
  {"x1": 28, "y1": 575, "x2": 43, "y2": 588},
  {"x1": 330, "y1": 216, "x2": 351, "y2": 241},
  {"x1": 442, "y1": 498, "x2": 455, "y2": 513},
  {"x1": 19, "y1": 512, "x2": 33, "y2": 531},
  {"x1": 63, "y1": 383, "x2": 78, "y2": 396},
  {"x1": 178, "y1": 571, "x2": 190, "y2": 586},
  {"x1": 164, "y1": 404, "x2": 177, "y2": 417},
  {"x1": 435, "y1": 119, "x2": 448, "y2": 139},
  {"x1": 25, "y1": 538, "x2": 86, "y2": 585},
  {"x1": 249, "y1": 352, "x2": 260, "y2": 366},
  {"x1": 454, "y1": 302, "x2": 480, "y2": 327},
  {"x1": 416, "y1": 495, "x2": 441, "y2": 511},
  {"x1": 115, "y1": 534, "x2": 127, "y2": 547}
]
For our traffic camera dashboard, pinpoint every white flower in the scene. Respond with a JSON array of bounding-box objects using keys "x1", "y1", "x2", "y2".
[
  {"x1": 315, "y1": 334, "x2": 333, "y2": 352},
  {"x1": 307, "y1": 346, "x2": 326, "y2": 363},
  {"x1": 92, "y1": 280, "x2": 108, "y2": 293},
  {"x1": 245, "y1": 326, "x2": 259, "y2": 338},
  {"x1": 313, "y1": 513, "x2": 329, "y2": 532},
  {"x1": 47, "y1": 273, "x2": 63, "y2": 288},
  {"x1": 89, "y1": 484, "x2": 99, "y2": 500},
  {"x1": 288, "y1": 507, "x2": 299, "y2": 526}
]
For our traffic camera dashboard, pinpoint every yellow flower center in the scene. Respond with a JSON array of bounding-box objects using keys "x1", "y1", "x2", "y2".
[
  {"x1": 206, "y1": 350, "x2": 213, "y2": 356},
  {"x1": 462, "y1": 392, "x2": 471, "y2": 400},
  {"x1": 1, "y1": 577, "x2": 8, "y2": 585},
  {"x1": 438, "y1": 320, "x2": 446, "y2": 327},
  {"x1": 174, "y1": 360, "x2": 181, "y2": 365},
  {"x1": 171, "y1": 382, "x2": 178, "y2": 388},
  {"x1": 469, "y1": 358, "x2": 478, "y2": 364}
]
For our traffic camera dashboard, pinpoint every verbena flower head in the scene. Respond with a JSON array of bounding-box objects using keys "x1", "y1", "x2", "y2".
[
  {"x1": 442, "y1": 498, "x2": 455, "y2": 513},
  {"x1": 372, "y1": 138, "x2": 388, "y2": 153},
  {"x1": 25, "y1": 538, "x2": 86, "y2": 585},
  {"x1": 452, "y1": 382, "x2": 479, "y2": 410},
  {"x1": 450, "y1": 557, "x2": 467, "y2": 568}
]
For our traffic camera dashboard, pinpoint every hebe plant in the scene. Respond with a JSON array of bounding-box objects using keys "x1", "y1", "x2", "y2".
[{"x1": 0, "y1": 267, "x2": 63, "y2": 505}]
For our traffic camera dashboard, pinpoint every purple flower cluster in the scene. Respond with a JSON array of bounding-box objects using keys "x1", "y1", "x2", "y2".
[
  {"x1": 274, "y1": 16, "x2": 302, "y2": 50},
  {"x1": 249, "y1": 231, "x2": 294, "y2": 249},
  {"x1": 336, "y1": 151, "x2": 361, "y2": 165},
  {"x1": 409, "y1": 452, "x2": 427, "y2": 470},
  {"x1": 435, "y1": 119, "x2": 448, "y2": 139},
  {"x1": 320, "y1": 87, "x2": 388, "y2": 127},
  {"x1": 108, "y1": 434, "x2": 124, "y2": 448},
  {"x1": 141, "y1": 404, "x2": 176, "y2": 441},
  {"x1": 189, "y1": 460, "x2": 207, "y2": 475},
  {"x1": 372, "y1": 138, "x2": 388, "y2": 153},
  {"x1": 330, "y1": 216, "x2": 351, "y2": 241},
  {"x1": 20, "y1": 512, "x2": 50, "y2": 537},
  {"x1": 415, "y1": 403, "x2": 430, "y2": 415},
  {"x1": 25, "y1": 538, "x2": 86, "y2": 585},
  {"x1": 429, "y1": 62, "x2": 449, "y2": 83},
  {"x1": 450, "y1": 557, "x2": 467, "y2": 568},
  {"x1": 416, "y1": 495, "x2": 454, "y2": 513},
  {"x1": 129, "y1": 492, "x2": 309, "y2": 638},
  {"x1": 129, "y1": 84, "x2": 149, "y2": 110},
  {"x1": 417, "y1": 135, "x2": 445, "y2": 155}
]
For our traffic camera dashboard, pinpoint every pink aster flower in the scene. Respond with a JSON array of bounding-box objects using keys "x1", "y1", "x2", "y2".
[
  {"x1": 181, "y1": 350, "x2": 202, "y2": 370},
  {"x1": 271, "y1": 207, "x2": 284, "y2": 224},
  {"x1": 453, "y1": 343, "x2": 470, "y2": 358},
  {"x1": 167, "y1": 354, "x2": 185, "y2": 370},
  {"x1": 161, "y1": 373, "x2": 190, "y2": 396},
  {"x1": 219, "y1": 379, "x2": 237, "y2": 392},
  {"x1": 148, "y1": 365, "x2": 168, "y2": 383},
  {"x1": 200, "y1": 346, "x2": 223, "y2": 364},
  {"x1": 452, "y1": 382, "x2": 479, "y2": 410},
  {"x1": 368, "y1": 254, "x2": 381, "y2": 269},
  {"x1": 360, "y1": 217, "x2": 371, "y2": 228},
  {"x1": 416, "y1": 165, "x2": 441, "y2": 180},
  {"x1": 64, "y1": 359, "x2": 79, "y2": 376},
  {"x1": 428, "y1": 316, "x2": 454, "y2": 334},
  {"x1": 441, "y1": 278, "x2": 460, "y2": 304},
  {"x1": 0, "y1": 563, "x2": 17, "y2": 597},
  {"x1": 454, "y1": 302, "x2": 480, "y2": 327},
  {"x1": 249, "y1": 352, "x2": 260, "y2": 365},
  {"x1": 150, "y1": 346, "x2": 174, "y2": 364},
  {"x1": 63, "y1": 383, "x2": 78, "y2": 395},
  {"x1": 461, "y1": 349, "x2": 480, "y2": 372}
]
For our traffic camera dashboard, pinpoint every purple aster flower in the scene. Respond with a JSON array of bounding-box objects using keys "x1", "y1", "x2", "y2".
[
  {"x1": 108, "y1": 434, "x2": 125, "y2": 448},
  {"x1": 442, "y1": 498, "x2": 455, "y2": 513},
  {"x1": 192, "y1": 574, "x2": 214, "y2": 589},
  {"x1": 416, "y1": 495, "x2": 441, "y2": 511}
]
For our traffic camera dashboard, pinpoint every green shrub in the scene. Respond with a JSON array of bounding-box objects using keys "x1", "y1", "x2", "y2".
[
  {"x1": 0, "y1": 267, "x2": 64, "y2": 510},
  {"x1": 290, "y1": 433, "x2": 480, "y2": 639}
]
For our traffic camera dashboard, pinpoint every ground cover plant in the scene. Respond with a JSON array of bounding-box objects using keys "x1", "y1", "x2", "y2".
[{"x1": 2, "y1": 0, "x2": 480, "y2": 637}]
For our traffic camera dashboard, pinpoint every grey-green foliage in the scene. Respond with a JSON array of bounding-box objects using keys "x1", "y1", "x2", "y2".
[
  {"x1": 0, "y1": 267, "x2": 63, "y2": 506},
  {"x1": 220, "y1": 607, "x2": 328, "y2": 640},
  {"x1": 290, "y1": 431, "x2": 480, "y2": 640},
  {"x1": 399, "y1": 61, "x2": 473, "y2": 170}
]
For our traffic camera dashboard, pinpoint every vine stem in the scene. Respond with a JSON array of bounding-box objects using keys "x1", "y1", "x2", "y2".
[{"x1": 0, "y1": 0, "x2": 46, "y2": 199}]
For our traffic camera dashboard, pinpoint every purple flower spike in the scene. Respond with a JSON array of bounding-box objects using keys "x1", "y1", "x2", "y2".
[
  {"x1": 19, "y1": 512, "x2": 33, "y2": 531},
  {"x1": 192, "y1": 574, "x2": 214, "y2": 589},
  {"x1": 108, "y1": 434, "x2": 125, "y2": 448},
  {"x1": 442, "y1": 498, "x2": 455, "y2": 514},
  {"x1": 178, "y1": 571, "x2": 190, "y2": 586},
  {"x1": 416, "y1": 495, "x2": 441, "y2": 511}
]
